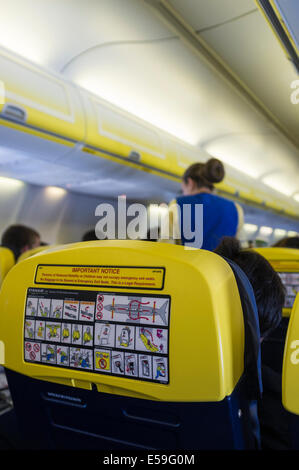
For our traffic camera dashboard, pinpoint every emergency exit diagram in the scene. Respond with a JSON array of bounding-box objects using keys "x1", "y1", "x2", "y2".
[{"x1": 23, "y1": 288, "x2": 170, "y2": 384}]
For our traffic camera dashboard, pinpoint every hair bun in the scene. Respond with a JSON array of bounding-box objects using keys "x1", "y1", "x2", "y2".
[{"x1": 203, "y1": 158, "x2": 225, "y2": 183}]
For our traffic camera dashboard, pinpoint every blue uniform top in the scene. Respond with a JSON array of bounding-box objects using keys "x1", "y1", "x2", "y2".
[{"x1": 176, "y1": 192, "x2": 239, "y2": 251}]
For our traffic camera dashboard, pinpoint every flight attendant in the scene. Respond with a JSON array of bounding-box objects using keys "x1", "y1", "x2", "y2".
[{"x1": 160, "y1": 158, "x2": 243, "y2": 250}]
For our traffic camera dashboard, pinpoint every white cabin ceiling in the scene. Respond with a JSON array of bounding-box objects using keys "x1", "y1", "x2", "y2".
[{"x1": 0, "y1": 0, "x2": 298, "y2": 207}]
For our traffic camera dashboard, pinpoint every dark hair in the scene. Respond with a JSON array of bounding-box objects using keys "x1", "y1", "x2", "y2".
[
  {"x1": 82, "y1": 230, "x2": 98, "y2": 242},
  {"x1": 214, "y1": 237, "x2": 285, "y2": 338},
  {"x1": 183, "y1": 158, "x2": 225, "y2": 190},
  {"x1": 272, "y1": 236, "x2": 299, "y2": 249},
  {"x1": 1, "y1": 224, "x2": 40, "y2": 260}
]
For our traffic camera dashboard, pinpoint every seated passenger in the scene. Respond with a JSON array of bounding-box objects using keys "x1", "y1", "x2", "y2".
[
  {"x1": 82, "y1": 230, "x2": 97, "y2": 241},
  {"x1": 141, "y1": 229, "x2": 158, "y2": 242},
  {"x1": 1, "y1": 225, "x2": 40, "y2": 261},
  {"x1": 214, "y1": 237, "x2": 289, "y2": 449},
  {"x1": 159, "y1": 158, "x2": 243, "y2": 250},
  {"x1": 272, "y1": 236, "x2": 299, "y2": 249}
]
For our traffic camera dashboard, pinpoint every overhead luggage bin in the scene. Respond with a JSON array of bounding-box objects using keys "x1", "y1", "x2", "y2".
[
  {"x1": 0, "y1": 47, "x2": 85, "y2": 153},
  {"x1": 81, "y1": 92, "x2": 177, "y2": 177},
  {"x1": 0, "y1": 247, "x2": 14, "y2": 287},
  {"x1": 0, "y1": 241, "x2": 262, "y2": 449}
]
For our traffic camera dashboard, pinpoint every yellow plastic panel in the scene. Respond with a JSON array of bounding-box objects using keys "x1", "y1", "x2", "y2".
[
  {"x1": 83, "y1": 93, "x2": 173, "y2": 174},
  {"x1": 175, "y1": 144, "x2": 198, "y2": 173},
  {"x1": 282, "y1": 294, "x2": 299, "y2": 414},
  {"x1": 0, "y1": 241, "x2": 244, "y2": 403},
  {"x1": 265, "y1": 200, "x2": 283, "y2": 212},
  {"x1": 239, "y1": 191, "x2": 264, "y2": 205},
  {"x1": 0, "y1": 49, "x2": 85, "y2": 143},
  {"x1": 0, "y1": 247, "x2": 15, "y2": 286},
  {"x1": 160, "y1": 138, "x2": 182, "y2": 179},
  {"x1": 254, "y1": 248, "x2": 299, "y2": 317},
  {"x1": 18, "y1": 246, "x2": 55, "y2": 263}
]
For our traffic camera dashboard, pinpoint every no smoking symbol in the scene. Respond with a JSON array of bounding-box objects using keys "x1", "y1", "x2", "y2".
[
  {"x1": 99, "y1": 358, "x2": 107, "y2": 369},
  {"x1": 29, "y1": 351, "x2": 36, "y2": 360}
]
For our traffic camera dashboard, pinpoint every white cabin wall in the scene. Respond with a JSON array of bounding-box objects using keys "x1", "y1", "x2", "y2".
[{"x1": 0, "y1": 180, "x2": 119, "y2": 245}]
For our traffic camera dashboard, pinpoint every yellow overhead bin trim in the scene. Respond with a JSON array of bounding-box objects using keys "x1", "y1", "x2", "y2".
[
  {"x1": 265, "y1": 201, "x2": 283, "y2": 212},
  {"x1": 0, "y1": 116, "x2": 76, "y2": 148},
  {"x1": 81, "y1": 145, "x2": 181, "y2": 182},
  {"x1": 0, "y1": 241, "x2": 244, "y2": 402},
  {"x1": 239, "y1": 191, "x2": 264, "y2": 205},
  {"x1": 84, "y1": 96, "x2": 175, "y2": 174},
  {"x1": 285, "y1": 209, "x2": 299, "y2": 218},
  {"x1": 0, "y1": 48, "x2": 85, "y2": 143}
]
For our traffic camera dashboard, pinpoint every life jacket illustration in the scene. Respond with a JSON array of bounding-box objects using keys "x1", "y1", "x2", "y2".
[
  {"x1": 37, "y1": 325, "x2": 44, "y2": 338},
  {"x1": 47, "y1": 324, "x2": 60, "y2": 339},
  {"x1": 83, "y1": 327, "x2": 92, "y2": 344},
  {"x1": 119, "y1": 327, "x2": 132, "y2": 347},
  {"x1": 62, "y1": 326, "x2": 70, "y2": 339},
  {"x1": 73, "y1": 327, "x2": 80, "y2": 342}
]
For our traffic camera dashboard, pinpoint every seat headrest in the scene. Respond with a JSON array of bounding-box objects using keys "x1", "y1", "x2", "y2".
[
  {"x1": 0, "y1": 241, "x2": 247, "y2": 402},
  {"x1": 0, "y1": 246, "x2": 15, "y2": 286},
  {"x1": 282, "y1": 294, "x2": 299, "y2": 414}
]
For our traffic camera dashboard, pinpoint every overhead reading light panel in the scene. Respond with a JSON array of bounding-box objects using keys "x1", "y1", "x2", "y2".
[{"x1": 256, "y1": 0, "x2": 299, "y2": 72}]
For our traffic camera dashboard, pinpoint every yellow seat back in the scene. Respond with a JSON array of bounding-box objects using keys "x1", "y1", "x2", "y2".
[
  {"x1": 282, "y1": 294, "x2": 299, "y2": 414},
  {"x1": 17, "y1": 245, "x2": 54, "y2": 263},
  {"x1": 0, "y1": 240, "x2": 244, "y2": 402},
  {"x1": 254, "y1": 248, "x2": 299, "y2": 317},
  {"x1": 0, "y1": 246, "x2": 15, "y2": 287}
]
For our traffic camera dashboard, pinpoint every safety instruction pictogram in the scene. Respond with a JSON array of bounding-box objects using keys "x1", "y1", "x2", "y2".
[{"x1": 24, "y1": 288, "x2": 170, "y2": 384}]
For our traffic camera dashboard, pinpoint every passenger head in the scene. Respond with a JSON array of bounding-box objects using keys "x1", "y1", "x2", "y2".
[
  {"x1": 215, "y1": 237, "x2": 285, "y2": 340},
  {"x1": 272, "y1": 236, "x2": 299, "y2": 249},
  {"x1": 82, "y1": 230, "x2": 98, "y2": 242},
  {"x1": 1, "y1": 224, "x2": 41, "y2": 260},
  {"x1": 182, "y1": 158, "x2": 225, "y2": 195},
  {"x1": 140, "y1": 229, "x2": 158, "y2": 242}
]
